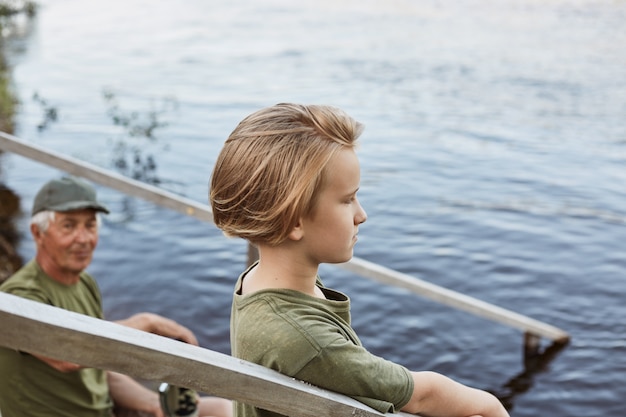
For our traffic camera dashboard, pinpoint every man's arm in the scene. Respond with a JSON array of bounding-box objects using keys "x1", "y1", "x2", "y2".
[
  {"x1": 24, "y1": 357, "x2": 165, "y2": 416},
  {"x1": 107, "y1": 371, "x2": 164, "y2": 417},
  {"x1": 115, "y1": 312, "x2": 198, "y2": 345},
  {"x1": 401, "y1": 371, "x2": 509, "y2": 417},
  {"x1": 29, "y1": 353, "x2": 83, "y2": 373},
  {"x1": 28, "y1": 312, "x2": 196, "y2": 373}
]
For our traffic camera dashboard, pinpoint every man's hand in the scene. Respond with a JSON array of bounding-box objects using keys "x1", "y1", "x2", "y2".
[
  {"x1": 108, "y1": 372, "x2": 165, "y2": 417},
  {"x1": 115, "y1": 312, "x2": 199, "y2": 345}
]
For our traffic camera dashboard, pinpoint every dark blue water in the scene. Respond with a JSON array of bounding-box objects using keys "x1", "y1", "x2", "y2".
[{"x1": 2, "y1": 0, "x2": 625, "y2": 415}]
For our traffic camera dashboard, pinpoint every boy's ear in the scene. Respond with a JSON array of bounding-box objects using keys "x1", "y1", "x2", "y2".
[{"x1": 287, "y1": 219, "x2": 304, "y2": 241}]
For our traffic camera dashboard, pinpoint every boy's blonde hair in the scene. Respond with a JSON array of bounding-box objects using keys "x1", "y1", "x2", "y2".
[{"x1": 210, "y1": 103, "x2": 364, "y2": 246}]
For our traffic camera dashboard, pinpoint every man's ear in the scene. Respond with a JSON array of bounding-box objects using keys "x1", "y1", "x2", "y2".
[
  {"x1": 287, "y1": 219, "x2": 304, "y2": 241},
  {"x1": 30, "y1": 223, "x2": 43, "y2": 242}
]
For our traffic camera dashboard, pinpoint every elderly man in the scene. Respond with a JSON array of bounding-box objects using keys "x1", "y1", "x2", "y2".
[{"x1": 0, "y1": 176, "x2": 231, "y2": 417}]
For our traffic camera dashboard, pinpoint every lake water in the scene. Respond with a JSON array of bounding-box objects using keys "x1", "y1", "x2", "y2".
[{"x1": 1, "y1": 0, "x2": 625, "y2": 415}]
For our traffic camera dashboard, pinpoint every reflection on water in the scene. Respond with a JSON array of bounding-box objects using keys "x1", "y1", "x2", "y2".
[
  {"x1": 31, "y1": 91, "x2": 58, "y2": 132},
  {"x1": 441, "y1": 198, "x2": 626, "y2": 226},
  {"x1": 494, "y1": 339, "x2": 569, "y2": 412},
  {"x1": 102, "y1": 88, "x2": 177, "y2": 185}
]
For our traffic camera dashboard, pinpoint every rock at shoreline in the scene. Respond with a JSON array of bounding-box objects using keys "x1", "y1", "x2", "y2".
[{"x1": 0, "y1": 183, "x2": 23, "y2": 283}]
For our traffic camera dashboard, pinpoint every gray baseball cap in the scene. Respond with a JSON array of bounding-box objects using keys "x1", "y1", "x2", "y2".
[{"x1": 32, "y1": 176, "x2": 110, "y2": 216}]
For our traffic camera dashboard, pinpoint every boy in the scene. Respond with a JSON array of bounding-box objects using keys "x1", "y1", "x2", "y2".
[{"x1": 210, "y1": 103, "x2": 509, "y2": 417}]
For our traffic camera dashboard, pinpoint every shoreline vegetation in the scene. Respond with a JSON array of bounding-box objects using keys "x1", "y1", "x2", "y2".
[
  {"x1": 0, "y1": 0, "x2": 37, "y2": 283},
  {"x1": 0, "y1": 1, "x2": 173, "y2": 283}
]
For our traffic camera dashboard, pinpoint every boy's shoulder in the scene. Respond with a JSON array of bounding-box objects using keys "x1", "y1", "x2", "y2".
[{"x1": 233, "y1": 286, "x2": 355, "y2": 350}]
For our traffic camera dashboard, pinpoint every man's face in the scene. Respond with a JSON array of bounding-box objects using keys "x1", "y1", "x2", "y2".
[{"x1": 34, "y1": 209, "x2": 99, "y2": 281}]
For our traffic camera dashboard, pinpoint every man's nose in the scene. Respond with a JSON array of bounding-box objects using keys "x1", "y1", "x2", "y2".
[{"x1": 74, "y1": 227, "x2": 91, "y2": 242}]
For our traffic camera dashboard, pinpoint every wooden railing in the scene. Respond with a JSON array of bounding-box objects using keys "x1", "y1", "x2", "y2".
[
  {"x1": 0, "y1": 292, "x2": 416, "y2": 417},
  {"x1": 0, "y1": 131, "x2": 570, "y2": 350}
]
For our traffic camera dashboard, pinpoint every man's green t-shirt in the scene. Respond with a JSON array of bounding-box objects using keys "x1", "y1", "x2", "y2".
[
  {"x1": 231, "y1": 263, "x2": 414, "y2": 417},
  {"x1": 0, "y1": 260, "x2": 113, "y2": 417}
]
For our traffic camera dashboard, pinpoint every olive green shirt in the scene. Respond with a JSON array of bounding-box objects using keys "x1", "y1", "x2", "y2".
[
  {"x1": 0, "y1": 260, "x2": 112, "y2": 417},
  {"x1": 231, "y1": 263, "x2": 414, "y2": 417}
]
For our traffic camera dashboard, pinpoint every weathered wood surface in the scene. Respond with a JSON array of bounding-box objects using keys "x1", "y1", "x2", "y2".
[
  {"x1": 339, "y1": 257, "x2": 570, "y2": 343},
  {"x1": 0, "y1": 292, "x2": 416, "y2": 417},
  {"x1": 0, "y1": 131, "x2": 213, "y2": 223},
  {"x1": 0, "y1": 131, "x2": 570, "y2": 343}
]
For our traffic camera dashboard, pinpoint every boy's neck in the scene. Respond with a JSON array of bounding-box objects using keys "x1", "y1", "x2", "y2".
[{"x1": 242, "y1": 245, "x2": 324, "y2": 298}]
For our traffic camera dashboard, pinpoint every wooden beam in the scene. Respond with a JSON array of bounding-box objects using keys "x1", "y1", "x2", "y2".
[
  {"x1": 0, "y1": 131, "x2": 213, "y2": 223},
  {"x1": 0, "y1": 293, "x2": 415, "y2": 417},
  {"x1": 0, "y1": 131, "x2": 570, "y2": 343},
  {"x1": 339, "y1": 257, "x2": 570, "y2": 343}
]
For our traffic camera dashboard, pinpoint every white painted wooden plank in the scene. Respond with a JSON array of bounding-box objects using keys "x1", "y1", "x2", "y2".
[
  {"x1": 0, "y1": 131, "x2": 570, "y2": 343},
  {"x1": 0, "y1": 293, "x2": 415, "y2": 417},
  {"x1": 0, "y1": 131, "x2": 213, "y2": 222},
  {"x1": 339, "y1": 257, "x2": 570, "y2": 343}
]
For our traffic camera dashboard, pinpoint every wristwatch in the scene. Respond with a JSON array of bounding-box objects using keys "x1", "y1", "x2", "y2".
[{"x1": 158, "y1": 382, "x2": 199, "y2": 417}]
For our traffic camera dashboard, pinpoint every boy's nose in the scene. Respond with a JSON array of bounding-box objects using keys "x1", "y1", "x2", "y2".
[{"x1": 356, "y1": 202, "x2": 367, "y2": 225}]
